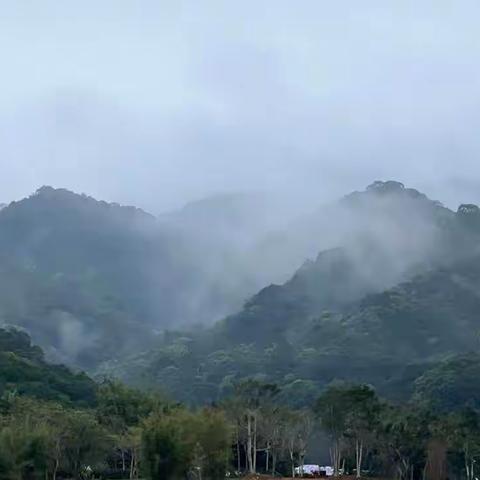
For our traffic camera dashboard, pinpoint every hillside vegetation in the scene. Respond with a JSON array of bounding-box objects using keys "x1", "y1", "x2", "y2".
[
  {"x1": 0, "y1": 187, "x2": 305, "y2": 368},
  {"x1": 105, "y1": 182, "x2": 480, "y2": 406},
  {"x1": 3, "y1": 181, "x2": 480, "y2": 408}
]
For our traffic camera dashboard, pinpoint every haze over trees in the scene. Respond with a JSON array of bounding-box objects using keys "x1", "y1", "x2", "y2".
[
  {"x1": 90, "y1": 182, "x2": 480, "y2": 411},
  {"x1": 0, "y1": 180, "x2": 476, "y2": 373},
  {"x1": 2, "y1": 181, "x2": 480, "y2": 479}
]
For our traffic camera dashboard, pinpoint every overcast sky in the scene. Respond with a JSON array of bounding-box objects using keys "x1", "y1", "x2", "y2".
[{"x1": 1, "y1": 1, "x2": 480, "y2": 212}]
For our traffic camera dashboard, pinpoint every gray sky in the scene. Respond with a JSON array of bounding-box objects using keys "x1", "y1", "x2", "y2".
[{"x1": 1, "y1": 0, "x2": 480, "y2": 212}]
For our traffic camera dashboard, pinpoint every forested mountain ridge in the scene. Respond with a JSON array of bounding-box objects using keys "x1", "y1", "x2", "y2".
[
  {"x1": 110, "y1": 250, "x2": 480, "y2": 405},
  {"x1": 105, "y1": 182, "x2": 480, "y2": 405},
  {"x1": 3, "y1": 180, "x2": 480, "y2": 408},
  {"x1": 249, "y1": 180, "x2": 455, "y2": 284},
  {"x1": 0, "y1": 187, "x2": 288, "y2": 368},
  {"x1": 0, "y1": 186, "x2": 168, "y2": 367},
  {"x1": 218, "y1": 181, "x2": 474, "y2": 350}
]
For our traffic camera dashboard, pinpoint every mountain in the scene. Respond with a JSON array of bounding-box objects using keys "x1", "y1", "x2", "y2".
[
  {"x1": 218, "y1": 181, "x2": 462, "y2": 347},
  {"x1": 0, "y1": 186, "x2": 174, "y2": 367},
  {"x1": 245, "y1": 180, "x2": 454, "y2": 286},
  {"x1": 104, "y1": 182, "x2": 480, "y2": 404},
  {"x1": 3, "y1": 179, "x2": 480, "y2": 395},
  {"x1": 0, "y1": 187, "x2": 294, "y2": 368}
]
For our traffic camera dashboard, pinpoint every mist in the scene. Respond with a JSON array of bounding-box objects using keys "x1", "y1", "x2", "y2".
[
  {"x1": 1, "y1": 1, "x2": 480, "y2": 212},
  {"x1": 2, "y1": 2, "x2": 480, "y2": 368}
]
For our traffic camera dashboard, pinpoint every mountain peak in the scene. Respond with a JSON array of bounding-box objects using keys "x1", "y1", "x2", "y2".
[
  {"x1": 458, "y1": 203, "x2": 480, "y2": 215},
  {"x1": 366, "y1": 180, "x2": 405, "y2": 193},
  {"x1": 341, "y1": 180, "x2": 445, "y2": 211},
  {"x1": 365, "y1": 180, "x2": 429, "y2": 201},
  {"x1": 1, "y1": 186, "x2": 156, "y2": 223}
]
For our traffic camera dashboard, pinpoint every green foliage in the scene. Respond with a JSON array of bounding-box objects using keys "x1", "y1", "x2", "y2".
[
  {"x1": 277, "y1": 379, "x2": 320, "y2": 409},
  {"x1": 111, "y1": 245, "x2": 480, "y2": 407},
  {"x1": 141, "y1": 408, "x2": 232, "y2": 480},
  {"x1": 377, "y1": 405, "x2": 433, "y2": 479},
  {"x1": 315, "y1": 384, "x2": 352, "y2": 443},
  {"x1": 0, "y1": 417, "x2": 50, "y2": 480},
  {"x1": 413, "y1": 353, "x2": 480, "y2": 412},
  {"x1": 0, "y1": 396, "x2": 112, "y2": 479},
  {"x1": 190, "y1": 409, "x2": 232, "y2": 480},
  {"x1": 96, "y1": 379, "x2": 164, "y2": 432},
  {"x1": 61, "y1": 408, "x2": 112, "y2": 478},
  {"x1": 0, "y1": 327, "x2": 96, "y2": 408},
  {"x1": 315, "y1": 384, "x2": 383, "y2": 476},
  {"x1": 142, "y1": 413, "x2": 188, "y2": 480},
  {"x1": 444, "y1": 408, "x2": 480, "y2": 479},
  {"x1": 341, "y1": 384, "x2": 382, "y2": 447},
  {"x1": 0, "y1": 187, "x2": 176, "y2": 369},
  {"x1": 233, "y1": 379, "x2": 280, "y2": 410}
]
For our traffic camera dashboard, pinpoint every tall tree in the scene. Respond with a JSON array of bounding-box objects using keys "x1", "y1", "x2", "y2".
[
  {"x1": 232, "y1": 380, "x2": 279, "y2": 474},
  {"x1": 446, "y1": 409, "x2": 480, "y2": 480},
  {"x1": 283, "y1": 409, "x2": 314, "y2": 477},
  {"x1": 377, "y1": 405, "x2": 432, "y2": 480},
  {"x1": 343, "y1": 385, "x2": 382, "y2": 478},
  {"x1": 315, "y1": 385, "x2": 351, "y2": 476},
  {"x1": 141, "y1": 413, "x2": 188, "y2": 480}
]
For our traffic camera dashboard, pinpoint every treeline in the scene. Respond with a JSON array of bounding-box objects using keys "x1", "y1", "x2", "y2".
[
  {"x1": 222, "y1": 381, "x2": 480, "y2": 480},
  {"x1": 0, "y1": 381, "x2": 231, "y2": 480},
  {"x1": 3, "y1": 378, "x2": 480, "y2": 480},
  {"x1": 313, "y1": 384, "x2": 479, "y2": 480}
]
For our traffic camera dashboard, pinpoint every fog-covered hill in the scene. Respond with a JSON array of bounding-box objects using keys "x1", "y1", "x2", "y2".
[
  {"x1": 2, "y1": 180, "x2": 480, "y2": 388},
  {"x1": 0, "y1": 186, "x2": 171, "y2": 367},
  {"x1": 0, "y1": 187, "x2": 296, "y2": 367},
  {"x1": 103, "y1": 181, "x2": 480, "y2": 404}
]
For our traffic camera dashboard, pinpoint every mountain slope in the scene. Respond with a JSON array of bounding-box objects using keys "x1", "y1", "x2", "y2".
[
  {"x1": 0, "y1": 327, "x2": 96, "y2": 407},
  {"x1": 0, "y1": 187, "x2": 175, "y2": 367},
  {"x1": 248, "y1": 180, "x2": 455, "y2": 284},
  {"x1": 2, "y1": 180, "x2": 479, "y2": 386},
  {"x1": 0, "y1": 187, "x2": 296, "y2": 368},
  {"x1": 218, "y1": 181, "x2": 465, "y2": 348},
  {"x1": 108, "y1": 250, "x2": 480, "y2": 404},
  {"x1": 105, "y1": 184, "x2": 480, "y2": 404}
]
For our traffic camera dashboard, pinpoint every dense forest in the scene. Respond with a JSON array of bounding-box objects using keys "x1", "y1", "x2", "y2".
[
  {"x1": 2, "y1": 181, "x2": 480, "y2": 479},
  {"x1": 1, "y1": 327, "x2": 480, "y2": 479}
]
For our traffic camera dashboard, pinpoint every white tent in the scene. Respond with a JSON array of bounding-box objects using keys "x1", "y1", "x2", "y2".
[
  {"x1": 294, "y1": 465, "x2": 320, "y2": 475},
  {"x1": 294, "y1": 465, "x2": 334, "y2": 476}
]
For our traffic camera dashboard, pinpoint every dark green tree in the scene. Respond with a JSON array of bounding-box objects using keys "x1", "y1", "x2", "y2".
[
  {"x1": 141, "y1": 413, "x2": 187, "y2": 480},
  {"x1": 0, "y1": 416, "x2": 50, "y2": 480},
  {"x1": 315, "y1": 384, "x2": 353, "y2": 476}
]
